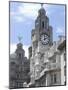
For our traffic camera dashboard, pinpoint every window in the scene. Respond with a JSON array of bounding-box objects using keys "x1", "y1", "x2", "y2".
[
  {"x1": 19, "y1": 53, "x2": 21, "y2": 58},
  {"x1": 47, "y1": 21, "x2": 49, "y2": 29},
  {"x1": 52, "y1": 55, "x2": 56, "y2": 63},
  {"x1": 64, "y1": 53, "x2": 66, "y2": 61},
  {"x1": 54, "y1": 74, "x2": 57, "y2": 83},
  {"x1": 51, "y1": 73, "x2": 57, "y2": 84},
  {"x1": 42, "y1": 21, "x2": 44, "y2": 29},
  {"x1": 17, "y1": 83, "x2": 19, "y2": 87},
  {"x1": 11, "y1": 62, "x2": 15, "y2": 65},
  {"x1": 17, "y1": 74, "x2": 20, "y2": 79},
  {"x1": 64, "y1": 66, "x2": 66, "y2": 76},
  {"x1": 51, "y1": 74, "x2": 53, "y2": 84}
]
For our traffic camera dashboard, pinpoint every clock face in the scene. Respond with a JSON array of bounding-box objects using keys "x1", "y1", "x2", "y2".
[{"x1": 40, "y1": 33, "x2": 49, "y2": 45}]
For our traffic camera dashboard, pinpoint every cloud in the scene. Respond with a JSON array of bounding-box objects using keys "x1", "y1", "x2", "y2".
[
  {"x1": 18, "y1": 3, "x2": 40, "y2": 18},
  {"x1": 56, "y1": 27, "x2": 65, "y2": 34},
  {"x1": 10, "y1": 44, "x2": 30, "y2": 58},
  {"x1": 10, "y1": 3, "x2": 41, "y2": 21},
  {"x1": 10, "y1": 3, "x2": 51, "y2": 22},
  {"x1": 14, "y1": 16, "x2": 25, "y2": 22}
]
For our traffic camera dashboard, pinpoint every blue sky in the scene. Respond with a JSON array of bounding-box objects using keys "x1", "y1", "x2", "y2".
[{"x1": 10, "y1": 2, "x2": 65, "y2": 46}]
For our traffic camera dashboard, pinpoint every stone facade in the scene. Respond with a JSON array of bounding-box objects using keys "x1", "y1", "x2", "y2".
[
  {"x1": 58, "y1": 38, "x2": 66, "y2": 85},
  {"x1": 9, "y1": 4, "x2": 66, "y2": 88},
  {"x1": 28, "y1": 6, "x2": 66, "y2": 87},
  {"x1": 9, "y1": 43, "x2": 30, "y2": 89}
]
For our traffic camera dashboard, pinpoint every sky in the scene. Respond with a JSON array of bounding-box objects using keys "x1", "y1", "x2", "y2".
[{"x1": 10, "y1": 2, "x2": 65, "y2": 57}]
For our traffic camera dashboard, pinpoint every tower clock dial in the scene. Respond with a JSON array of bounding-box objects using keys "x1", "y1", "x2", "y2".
[{"x1": 40, "y1": 33, "x2": 49, "y2": 45}]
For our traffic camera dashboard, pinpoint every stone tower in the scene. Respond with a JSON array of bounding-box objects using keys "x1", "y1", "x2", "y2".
[
  {"x1": 9, "y1": 42, "x2": 30, "y2": 89},
  {"x1": 30, "y1": 4, "x2": 53, "y2": 85}
]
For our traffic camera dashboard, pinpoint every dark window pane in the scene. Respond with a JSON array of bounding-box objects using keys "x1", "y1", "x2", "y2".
[{"x1": 42, "y1": 21, "x2": 44, "y2": 29}]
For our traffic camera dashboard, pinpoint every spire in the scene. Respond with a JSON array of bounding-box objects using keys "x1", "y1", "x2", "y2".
[
  {"x1": 38, "y1": 3, "x2": 46, "y2": 16},
  {"x1": 41, "y1": 3, "x2": 43, "y2": 8},
  {"x1": 17, "y1": 36, "x2": 23, "y2": 49},
  {"x1": 18, "y1": 36, "x2": 22, "y2": 43}
]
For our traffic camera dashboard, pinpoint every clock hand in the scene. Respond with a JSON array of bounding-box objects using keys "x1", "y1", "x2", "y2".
[{"x1": 44, "y1": 37, "x2": 47, "y2": 40}]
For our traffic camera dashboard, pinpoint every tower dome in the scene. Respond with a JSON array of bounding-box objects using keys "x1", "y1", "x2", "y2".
[
  {"x1": 17, "y1": 43, "x2": 23, "y2": 49},
  {"x1": 38, "y1": 5, "x2": 46, "y2": 16}
]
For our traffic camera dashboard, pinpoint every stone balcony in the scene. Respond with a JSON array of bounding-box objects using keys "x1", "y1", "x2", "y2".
[
  {"x1": 41, "y1": 62, "x2": 60, "y2": 72},
  {"x1": 35, "y1": 62, "x2": 60, "y2": 81},
  {"x1": 48, "y1": 63, "x2": 60, "y2": 70}
]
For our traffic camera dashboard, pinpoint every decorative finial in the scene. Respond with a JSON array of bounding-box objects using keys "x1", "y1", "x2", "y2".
[
  {"x1": 41, "y1": 3, "x2": 43, "y2": 8},
  {"x1": 18, "y1": 36, "x2": 22, "y2": 43}
]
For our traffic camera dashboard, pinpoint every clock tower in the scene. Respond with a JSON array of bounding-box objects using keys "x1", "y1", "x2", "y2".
[
  {"x1": 30, "y1": 4, "x2": 53, "y2": 84},
  {"x1": 31, "y1": 4, "x2": 53, "y2": 53}
]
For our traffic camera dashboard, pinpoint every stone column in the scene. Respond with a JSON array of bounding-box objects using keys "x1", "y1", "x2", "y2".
[{"x1": 61, "y1": 53, "x2": 64, "y2": 85}]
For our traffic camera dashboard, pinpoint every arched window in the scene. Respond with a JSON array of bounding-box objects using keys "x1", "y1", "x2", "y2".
[{"x1": 42, "y1": 21, "x2": 44, "y2": 29}]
